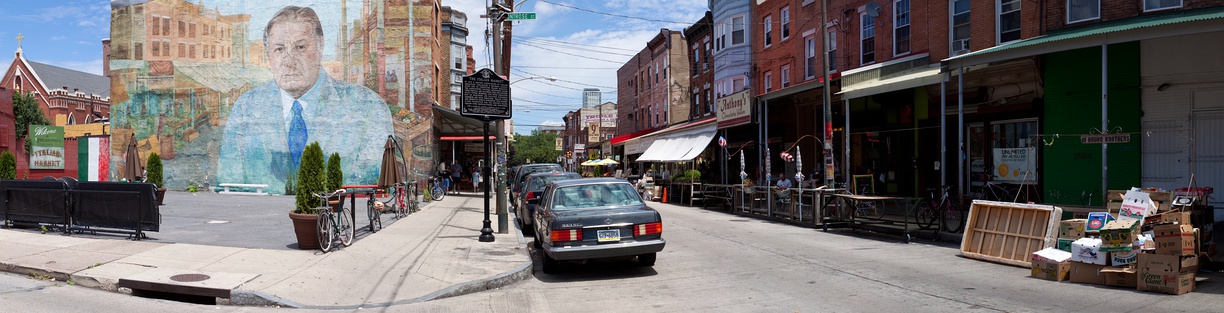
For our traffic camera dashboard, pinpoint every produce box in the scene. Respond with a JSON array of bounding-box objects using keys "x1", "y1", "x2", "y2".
[
  {"x1": 1031, "y1": 259, "x2": 1070, "y2": 282},
  {"x1": 1069, "y1": 262, "x2": 1107, "y2": 285},
  {"x1": 1111, "y1": 250, "x2": 1138, "y2": 266},
  {"x1": 1101, "y1": 266, "x2": 1137, "y2": 288},
  {"x1": 1057, "y1": 238, "x2": 1074, "y2": 252},
  {"x1": 1071, "y1": 238, "x2": 1107, "y2": 265},
  {"x1": 1137, "y1": 253, "x2": 1197, "y2": 295},
  {"x1": 1059, "y1": 219, "x2": 1087, "y2": 239},
  {"x1": 1086, "y1": 212, "x2": 1114, "y2": 233},
  {"x1": 1154, "y1": 223, "x2": 1196, "y2": 256},
  {"x1": 1100, "y1": 219, "x2": 1140, "y2": 252}
]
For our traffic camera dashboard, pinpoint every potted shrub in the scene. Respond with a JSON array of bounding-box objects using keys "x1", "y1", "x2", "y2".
[
  {"x1": 325, "y1": 152, "x2": 344, "y2": 211},
  {"x1": 146, "y1": 152, "x2": 166, "y2": 205},
  {"x1": 289, "y1": 142, "x2": 327, "y2": 250}
]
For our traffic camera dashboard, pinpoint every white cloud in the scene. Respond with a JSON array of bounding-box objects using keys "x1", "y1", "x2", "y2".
[
  {"x1": 78, "y1": 20, "x2": 97, "y2": 26},
  {"x1": 50, "y1": 36, "x2": 66, "y2": 41}
]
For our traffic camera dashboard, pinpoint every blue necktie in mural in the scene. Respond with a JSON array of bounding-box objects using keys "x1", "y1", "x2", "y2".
[{"x1": 288, "y1": 100, "x2": 307, "y2": 169}]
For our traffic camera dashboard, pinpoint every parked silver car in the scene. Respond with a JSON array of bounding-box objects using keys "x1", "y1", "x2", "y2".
[{"x1": 530, "y1": 178, "x2": 665, "y2": 274}]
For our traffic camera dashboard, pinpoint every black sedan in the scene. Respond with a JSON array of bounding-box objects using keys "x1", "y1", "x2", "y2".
[
  {"x1": 530, "y1": 178, "x2": 665, "y2": 274},
  {"x1": 516, "y1": 171, "x2": 582, "y2": 234}
]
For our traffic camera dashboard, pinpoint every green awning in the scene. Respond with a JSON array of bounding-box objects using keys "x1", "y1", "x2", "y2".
[{"x1": 944, "y1": 7, "x2": 1224, "y2": 69}]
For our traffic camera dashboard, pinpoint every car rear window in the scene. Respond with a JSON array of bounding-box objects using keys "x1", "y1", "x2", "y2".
[
  {"x1": 529, "y1": 174, "x2": 580, "y2": 190},
  {"x1": 550, "y1": 183, "x2": 643, "y2": 210}
]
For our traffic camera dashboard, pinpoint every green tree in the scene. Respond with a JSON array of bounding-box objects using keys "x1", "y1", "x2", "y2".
[
  {"x1": 510, "y1": 130, "x2": 562, "y2": 166},
  {"x1": 146, "y1": 152, "x2": 163, "y2": 187},
  {"x1": 14, "y1": 92, "x2": 51, "y2": 154},
  {"x1": 326, "y1": 152, "x2": 343, "y2": 192},
  {"x1": 294, "y1": 142, "x2": 326, "y2": 214},
  {"x1": 0, "y1": 151, "x2": 15, "y2": 180}
]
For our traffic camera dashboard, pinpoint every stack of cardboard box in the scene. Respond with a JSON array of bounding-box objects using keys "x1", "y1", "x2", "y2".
[{"x1": 1031, "y1": 188, "x2": 1202, "y2": 294}]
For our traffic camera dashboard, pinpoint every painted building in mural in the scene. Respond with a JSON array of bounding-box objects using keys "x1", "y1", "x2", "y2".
[{"x1": 109, "y1": 0, "x2": 449, "y2": 194}]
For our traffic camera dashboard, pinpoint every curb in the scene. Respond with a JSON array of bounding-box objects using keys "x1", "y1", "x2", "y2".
[{"x1": 229, "y1": 205, "x2": 535, "y2": 308}]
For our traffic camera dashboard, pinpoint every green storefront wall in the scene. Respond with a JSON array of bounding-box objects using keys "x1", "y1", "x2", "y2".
[{"x1": 1042, "y1": 42, "x2": 1142, "y2": 205}]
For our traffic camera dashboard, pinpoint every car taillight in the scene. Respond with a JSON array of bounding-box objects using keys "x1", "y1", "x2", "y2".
[
  {"x1": 634, "y1": 222, "x2": 662, "y2": 236},
  {"x1": 551, "y1": 229, "x2": 582, "y2": 242},
  {"x1": 525, "y1": 191, "x2": 537, "y2": 201}
]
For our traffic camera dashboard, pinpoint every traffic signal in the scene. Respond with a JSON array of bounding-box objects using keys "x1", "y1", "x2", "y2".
[{"x1": 566, "y1": 151, "x2": 572, "y2": 158}]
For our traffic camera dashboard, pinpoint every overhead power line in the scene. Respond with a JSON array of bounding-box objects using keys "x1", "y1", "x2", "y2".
[
  {"x1": 518, "y1": 35, "x2": 640, "y2": 52},
  {"x1": 517, "y1": 41, "x2": 626, "y2": 64}
]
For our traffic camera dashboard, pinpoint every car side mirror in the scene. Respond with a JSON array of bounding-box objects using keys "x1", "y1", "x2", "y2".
[{"x1": 526, "y1": 191, "x2": 540, "y2": 205}]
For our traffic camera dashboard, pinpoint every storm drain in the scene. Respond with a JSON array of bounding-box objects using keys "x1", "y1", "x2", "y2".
[{"x1": 170, "y1": 274, "x2": 211, "y2": 283}]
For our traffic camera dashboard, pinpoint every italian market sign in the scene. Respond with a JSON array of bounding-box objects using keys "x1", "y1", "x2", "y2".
[
  {"x1": 1080, "y1": 134, "x2": 1130, "y2": 144},
  {"x1": 30, "y1": 125, "x2": 65, "y2": 169},
  {"x1": 716, "y1": 89, "x2": 751, "y2": 128}
]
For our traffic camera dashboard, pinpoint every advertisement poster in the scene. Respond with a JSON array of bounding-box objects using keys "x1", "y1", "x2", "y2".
[
  {"x1": 29, "y1": 125, "x2": 65, "y2": 169},
  {"x1": 992, "y1": 148, "x2": 1038, "y2": 182}
]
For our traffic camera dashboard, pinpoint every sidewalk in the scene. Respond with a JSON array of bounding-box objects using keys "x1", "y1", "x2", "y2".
[{"x1": 0, "y1": 192, "x2": 532, "y2": 308}]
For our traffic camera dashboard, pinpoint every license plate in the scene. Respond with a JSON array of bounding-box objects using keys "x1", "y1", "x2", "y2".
[{"x1": 597, "y1": 229, "x2": 620, "y2": 242}]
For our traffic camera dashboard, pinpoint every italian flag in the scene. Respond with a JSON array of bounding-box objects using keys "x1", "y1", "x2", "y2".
[{"x1": 78, "y1": 136, "x2": 110, "y2": 181}]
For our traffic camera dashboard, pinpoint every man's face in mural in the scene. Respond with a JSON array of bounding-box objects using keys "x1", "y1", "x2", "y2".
[{"x1": 266, "y1": 21, "x2": 322, "y2": 99}]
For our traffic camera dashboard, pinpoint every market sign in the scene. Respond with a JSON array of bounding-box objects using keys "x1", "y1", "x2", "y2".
[
  {"x1": 587, "y1": 122, "x2": 600, "y2": 143},
  {"x1": 625, "y1": 136, "x2": 656, "y2": 155},
  {"x1": 716, "y1": 89, "x2": 751, "y2": 128},
  {"x1": 463, "y1": 142, "x2": 485, "y2": 153},
  {"x1": 1080, "y1": 134, "x2": 1130, "y2": 144},
  {"x1": 555, "y1": 138, "x2": 562, "y2": 151},
  {"x1": 29, "y1": 125, "x2": 65, "y2": 169}
]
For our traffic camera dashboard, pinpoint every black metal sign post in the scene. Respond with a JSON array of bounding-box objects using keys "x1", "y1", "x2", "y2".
[{"x1": 461, "y1": 68, "x2": 510, "y2": 243}]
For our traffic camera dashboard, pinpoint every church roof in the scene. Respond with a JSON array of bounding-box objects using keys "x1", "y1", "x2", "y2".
[{"x1": 27, "y1": 61, "x2": 110, "y2": 97}]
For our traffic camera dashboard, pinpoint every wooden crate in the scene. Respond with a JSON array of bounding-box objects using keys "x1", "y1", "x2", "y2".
[
  {"x1": 960, "y1": 201, "x2": 1063, "y2": 268},
  {"x1": 1106, "y1": 189, "x2": 1173, "y2": 213}
]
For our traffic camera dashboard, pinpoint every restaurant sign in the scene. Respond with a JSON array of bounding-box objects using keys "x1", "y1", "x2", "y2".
[{"x1": 717, "y1": 89, "x2": 751, "y2": 128}]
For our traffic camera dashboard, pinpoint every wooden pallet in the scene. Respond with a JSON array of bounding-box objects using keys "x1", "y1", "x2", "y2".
[{"x1": 960, "y1": 200, "x2": 1063, "y2": 268}]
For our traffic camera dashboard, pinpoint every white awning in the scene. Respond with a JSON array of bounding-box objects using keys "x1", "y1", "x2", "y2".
[
  {"x1": 636, "y1": 124, "x2": 717, "y2": 162},
  {"x1": 836, "y1": 66, "x2": 943, "y2": 99}
]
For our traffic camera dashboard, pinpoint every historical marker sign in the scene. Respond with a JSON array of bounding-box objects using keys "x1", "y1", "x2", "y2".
[{"x1": 461, "y1": 68, "x2": 511, "y2": 120}]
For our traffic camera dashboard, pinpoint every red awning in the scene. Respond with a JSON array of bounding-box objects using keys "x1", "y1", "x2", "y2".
[
  {"x1": 440, "y1": 136, "x2": 495, "y2": 141},
  {"x1": 609, "y1": 127, "x2": 660, "y2": 146}
]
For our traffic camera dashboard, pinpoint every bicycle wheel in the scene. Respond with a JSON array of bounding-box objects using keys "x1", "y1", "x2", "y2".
[
  {"x1": 317, "y1": 211, "x2": 334, "y2": 253},
  {"x1": 337, "y1": 208, "x2": 355, "y2": 247},
  {"x1": 913, "y1": 201, "x2": 937, "y2": 230},
  {"x1": 431, "y1": 184, "x2": 445, "y2": 201},
  {"x1": 854, "y1": 202, "x2": 884, "y2": 220},
  {"x1": 941, "y1": 200, "x2": 965, "y2": 233},
  {"x1": 367, "y1": 196, "x2": 382, "y2": 233},
  {"x1": 394, "y1": 187, "x2": 409, "y2": 218}
]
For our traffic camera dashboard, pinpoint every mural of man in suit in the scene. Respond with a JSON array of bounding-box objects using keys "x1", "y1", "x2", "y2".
[{"x1": 218, "y1": 6, "x2": 393, "y2": 194}]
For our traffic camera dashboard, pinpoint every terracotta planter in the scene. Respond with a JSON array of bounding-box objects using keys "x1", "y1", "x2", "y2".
[
  {"x1": 289, "y1": 212, "x2": 320, "y2": 250},
  {"x1": 155, "y1": 188, "x2": 167, "y2": 206}
]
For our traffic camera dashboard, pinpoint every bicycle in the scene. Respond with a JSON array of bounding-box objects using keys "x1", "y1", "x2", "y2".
[
  {"x1": 429, "y1": 176, "x2": 446, "y2": 201},
  {"x1": 316, "y1": 190, "x2": 355, "y2": 253},
  {"x1": 915, "y1": 186, "x2": 963, "y2": 233}
]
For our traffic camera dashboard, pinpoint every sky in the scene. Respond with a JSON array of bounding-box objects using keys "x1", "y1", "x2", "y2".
[{"x1": 0, "y1": 0, "x2": 709, "y2": 133}]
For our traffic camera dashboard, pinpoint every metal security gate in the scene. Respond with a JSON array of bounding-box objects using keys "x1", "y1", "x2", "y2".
[{"x1": 1193, "y1": 110, "x2": 1224, "y2": 209}]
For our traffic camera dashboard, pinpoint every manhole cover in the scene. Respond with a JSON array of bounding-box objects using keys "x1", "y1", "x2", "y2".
[
  {"x1": 169, "y1": 274, "x2": 211, "y2": 282},
  {"x1": 485, "y1": 250, "x2": 514, "y2": 256}
]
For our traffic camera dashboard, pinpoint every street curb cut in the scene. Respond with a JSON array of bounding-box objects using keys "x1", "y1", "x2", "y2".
[{"x1": 0, "y1": 262, "x2": 74, "y2": 284}]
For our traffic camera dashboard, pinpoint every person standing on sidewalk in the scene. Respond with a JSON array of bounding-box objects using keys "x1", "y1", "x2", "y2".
[
  {"x1": 449, "y1": 162, "x2": 463, "y2": 194},
  {"x1": 472, "y1": 166, "x2": 482, "y2": 192}
]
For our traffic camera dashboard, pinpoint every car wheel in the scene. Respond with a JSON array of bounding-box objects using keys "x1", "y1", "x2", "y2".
[
  {"x1": 541, "y1": 251, "x2": 560, "y2": 274},
  {"x1": 638, "y1": 253, "x2": 657, "y2": 267}
]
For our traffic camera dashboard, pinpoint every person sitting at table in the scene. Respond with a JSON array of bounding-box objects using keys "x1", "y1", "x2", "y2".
[{"x1": 775, "y1": 172, "x2": 793, "y2": 190}]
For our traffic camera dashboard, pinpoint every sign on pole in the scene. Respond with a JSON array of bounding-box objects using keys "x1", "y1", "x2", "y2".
[
  {"x1": 461, "y1": 68, "x2": 511, "y2": 120},
  {"x1": 505, "y1": 12, "x2": 536, "y2": 20}
]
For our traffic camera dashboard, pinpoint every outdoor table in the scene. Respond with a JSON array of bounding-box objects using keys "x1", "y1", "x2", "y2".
[
  {"x1": 343, "y1": 184, "x2": 381, "y2": 233},
  {"x1": 791, "y1": 187, "x2": 845, "y2": 223},
  {"x1": 822, "y1": 193, "x2": 919, "y2": 243}
]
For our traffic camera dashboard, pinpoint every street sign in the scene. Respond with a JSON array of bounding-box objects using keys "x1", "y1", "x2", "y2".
[
  {"x1": 461, "y1": 68, "x2": 511, "y2": 120},
  {"x1": 506, "y1": 12, "x2": 536, "y2": 20}
]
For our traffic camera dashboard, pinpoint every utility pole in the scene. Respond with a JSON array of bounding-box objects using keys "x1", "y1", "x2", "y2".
[
  {"x1": 493, "y1": 0, "x2": 513, "y2": 234},
  {"x1": 820, "y1": 0, "x2": 835, "y2": 187}
]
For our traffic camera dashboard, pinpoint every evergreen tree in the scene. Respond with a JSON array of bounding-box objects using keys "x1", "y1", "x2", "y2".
[
  {"x1": 0, "y1": 151, "x2": 15, "y2": 180},
  {"x1": 146, "y1": 152, "x2": 163, "y2": 187},
  {"x1": 14, "y1": 92, "x2": 51, "y2": 154},
  {"x1": 294, "y1": 142, "x2": 326, "y2": 214},
  {"x1": 326, "y1": 152, "x2": 343, "y2": 192}
]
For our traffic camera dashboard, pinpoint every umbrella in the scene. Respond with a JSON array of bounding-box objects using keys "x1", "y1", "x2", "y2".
[
  {"x1": 124, "y1": 134, "x2": 141, "y2": 182},
  {"x1": 580, "y1": 159, "x2": 598, "y2": 166},
  {"x1": 377, "y1": 136, "x2": 402, "y2": 188},
  {"x1": 795, "y1": 146, "x2": 804, "y2": 182},
  {"x1": 764, "y1": 147, "x2": 771, "y2": 183},
  {"x1": 739, "y1": 153, "x2": 747, "y2": 180},
  {"x1": 596, "y1": 158, "x2": 619, "y2": 165}
]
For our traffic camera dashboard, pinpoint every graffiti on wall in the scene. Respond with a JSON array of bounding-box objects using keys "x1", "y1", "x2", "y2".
[{"x1": 110, "y1": 0, "x2": 435, "y2": 194}]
